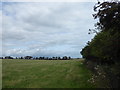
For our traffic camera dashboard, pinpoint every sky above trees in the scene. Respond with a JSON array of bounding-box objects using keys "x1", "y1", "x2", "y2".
[{"x1": 1, "y1": 1, "x2": 96, "y2": 58}]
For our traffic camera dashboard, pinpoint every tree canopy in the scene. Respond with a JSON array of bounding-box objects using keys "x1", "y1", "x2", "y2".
[
  {"x1": 81, "y1": 1, "x2": 120, "y2": 88},
  {"x1": 81, "y1": 1, "x2": 120, "y2": 64},
  {"x1": 93, "y1": 1, "x2": 120, "y2": 32}
]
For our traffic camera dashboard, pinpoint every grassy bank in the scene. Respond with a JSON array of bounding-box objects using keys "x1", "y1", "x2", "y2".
[{"x1": 2, "y1": 59, "x2": 95, "y2": 88}]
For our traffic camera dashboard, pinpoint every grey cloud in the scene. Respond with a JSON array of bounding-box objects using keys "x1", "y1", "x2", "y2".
[{"x1": 2, "y1": 2, "x2": 96, "y2": 58}]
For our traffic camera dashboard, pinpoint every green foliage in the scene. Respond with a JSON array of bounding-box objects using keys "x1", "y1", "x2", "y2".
[
  {"x1": 81, "y1": 1, "x2": 120, "y2": 64},
  {"x1": 81, "y1": 1, "x2": 120, "y2": 88},
  {"x1": 93, "y1": 1, "x2": 120, "y2": 31},
  {"x1": 82, "y1": 31, "x2": 120, "y2": 64}
]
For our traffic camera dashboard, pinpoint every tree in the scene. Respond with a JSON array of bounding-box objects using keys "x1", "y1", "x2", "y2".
[
  {"x1": 0, "y1": 57, "x2": 3, "y2": 59},
  {"x1": 5, "y1": 56, "x2": 14, "y2": 59},
  {"x1": 24, "y1": 56, "x2": 33, "y2": 59},
  {"x1": 58, "y1": 57, "x2": 61, "y2": 60},
  {"x1": 20, "y1": 57, "x2": 23, "y2": 59},
  {"x1": 81, "y1": 0, "x2": 120, "y2": 64},
  {"x1": 35, "y1": 57, "x2": 39, "y2": 60},
  {"x1": 68, "y1": 56, "x2": 71, "y2": 60},
  {"x1": 62, "y1": 56, "x2": 68, "y2": 60},
  {"x1": 93, "y1": 1, "x2": 120, "y2": 32}
]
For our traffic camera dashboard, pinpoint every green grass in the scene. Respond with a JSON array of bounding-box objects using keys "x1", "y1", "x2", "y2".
[{"x1": 2, "y1": 59, "x2": 95, "y2": 88}]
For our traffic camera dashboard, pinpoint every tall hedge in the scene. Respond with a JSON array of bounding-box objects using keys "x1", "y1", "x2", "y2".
[{"x1": 81, "y1": 1, "x2": 120, "y2": 64}]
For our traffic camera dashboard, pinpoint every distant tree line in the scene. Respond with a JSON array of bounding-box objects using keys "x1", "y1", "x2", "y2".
[{"x1": 0, "y1": 56, "x2": 72, "y2": 60}]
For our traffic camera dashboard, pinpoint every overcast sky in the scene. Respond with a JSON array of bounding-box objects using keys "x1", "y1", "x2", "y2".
[{"x1": 1, "y1": 2, "x2": 96, "y2": 58}]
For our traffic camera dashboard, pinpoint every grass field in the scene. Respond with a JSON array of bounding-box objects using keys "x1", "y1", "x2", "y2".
[{"x1": 2, "y1": 59, "x2": 95, "y2": 88}]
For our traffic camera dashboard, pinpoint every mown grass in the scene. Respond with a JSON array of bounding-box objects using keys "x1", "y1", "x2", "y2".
[{"x1": 2, "y1": 59, "x2": 95, "y2": 88}]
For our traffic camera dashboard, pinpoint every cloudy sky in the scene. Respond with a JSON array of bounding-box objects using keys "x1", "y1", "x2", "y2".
[{"x1": 1, "y1": 1, "x2": 96, "y2": 58}]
